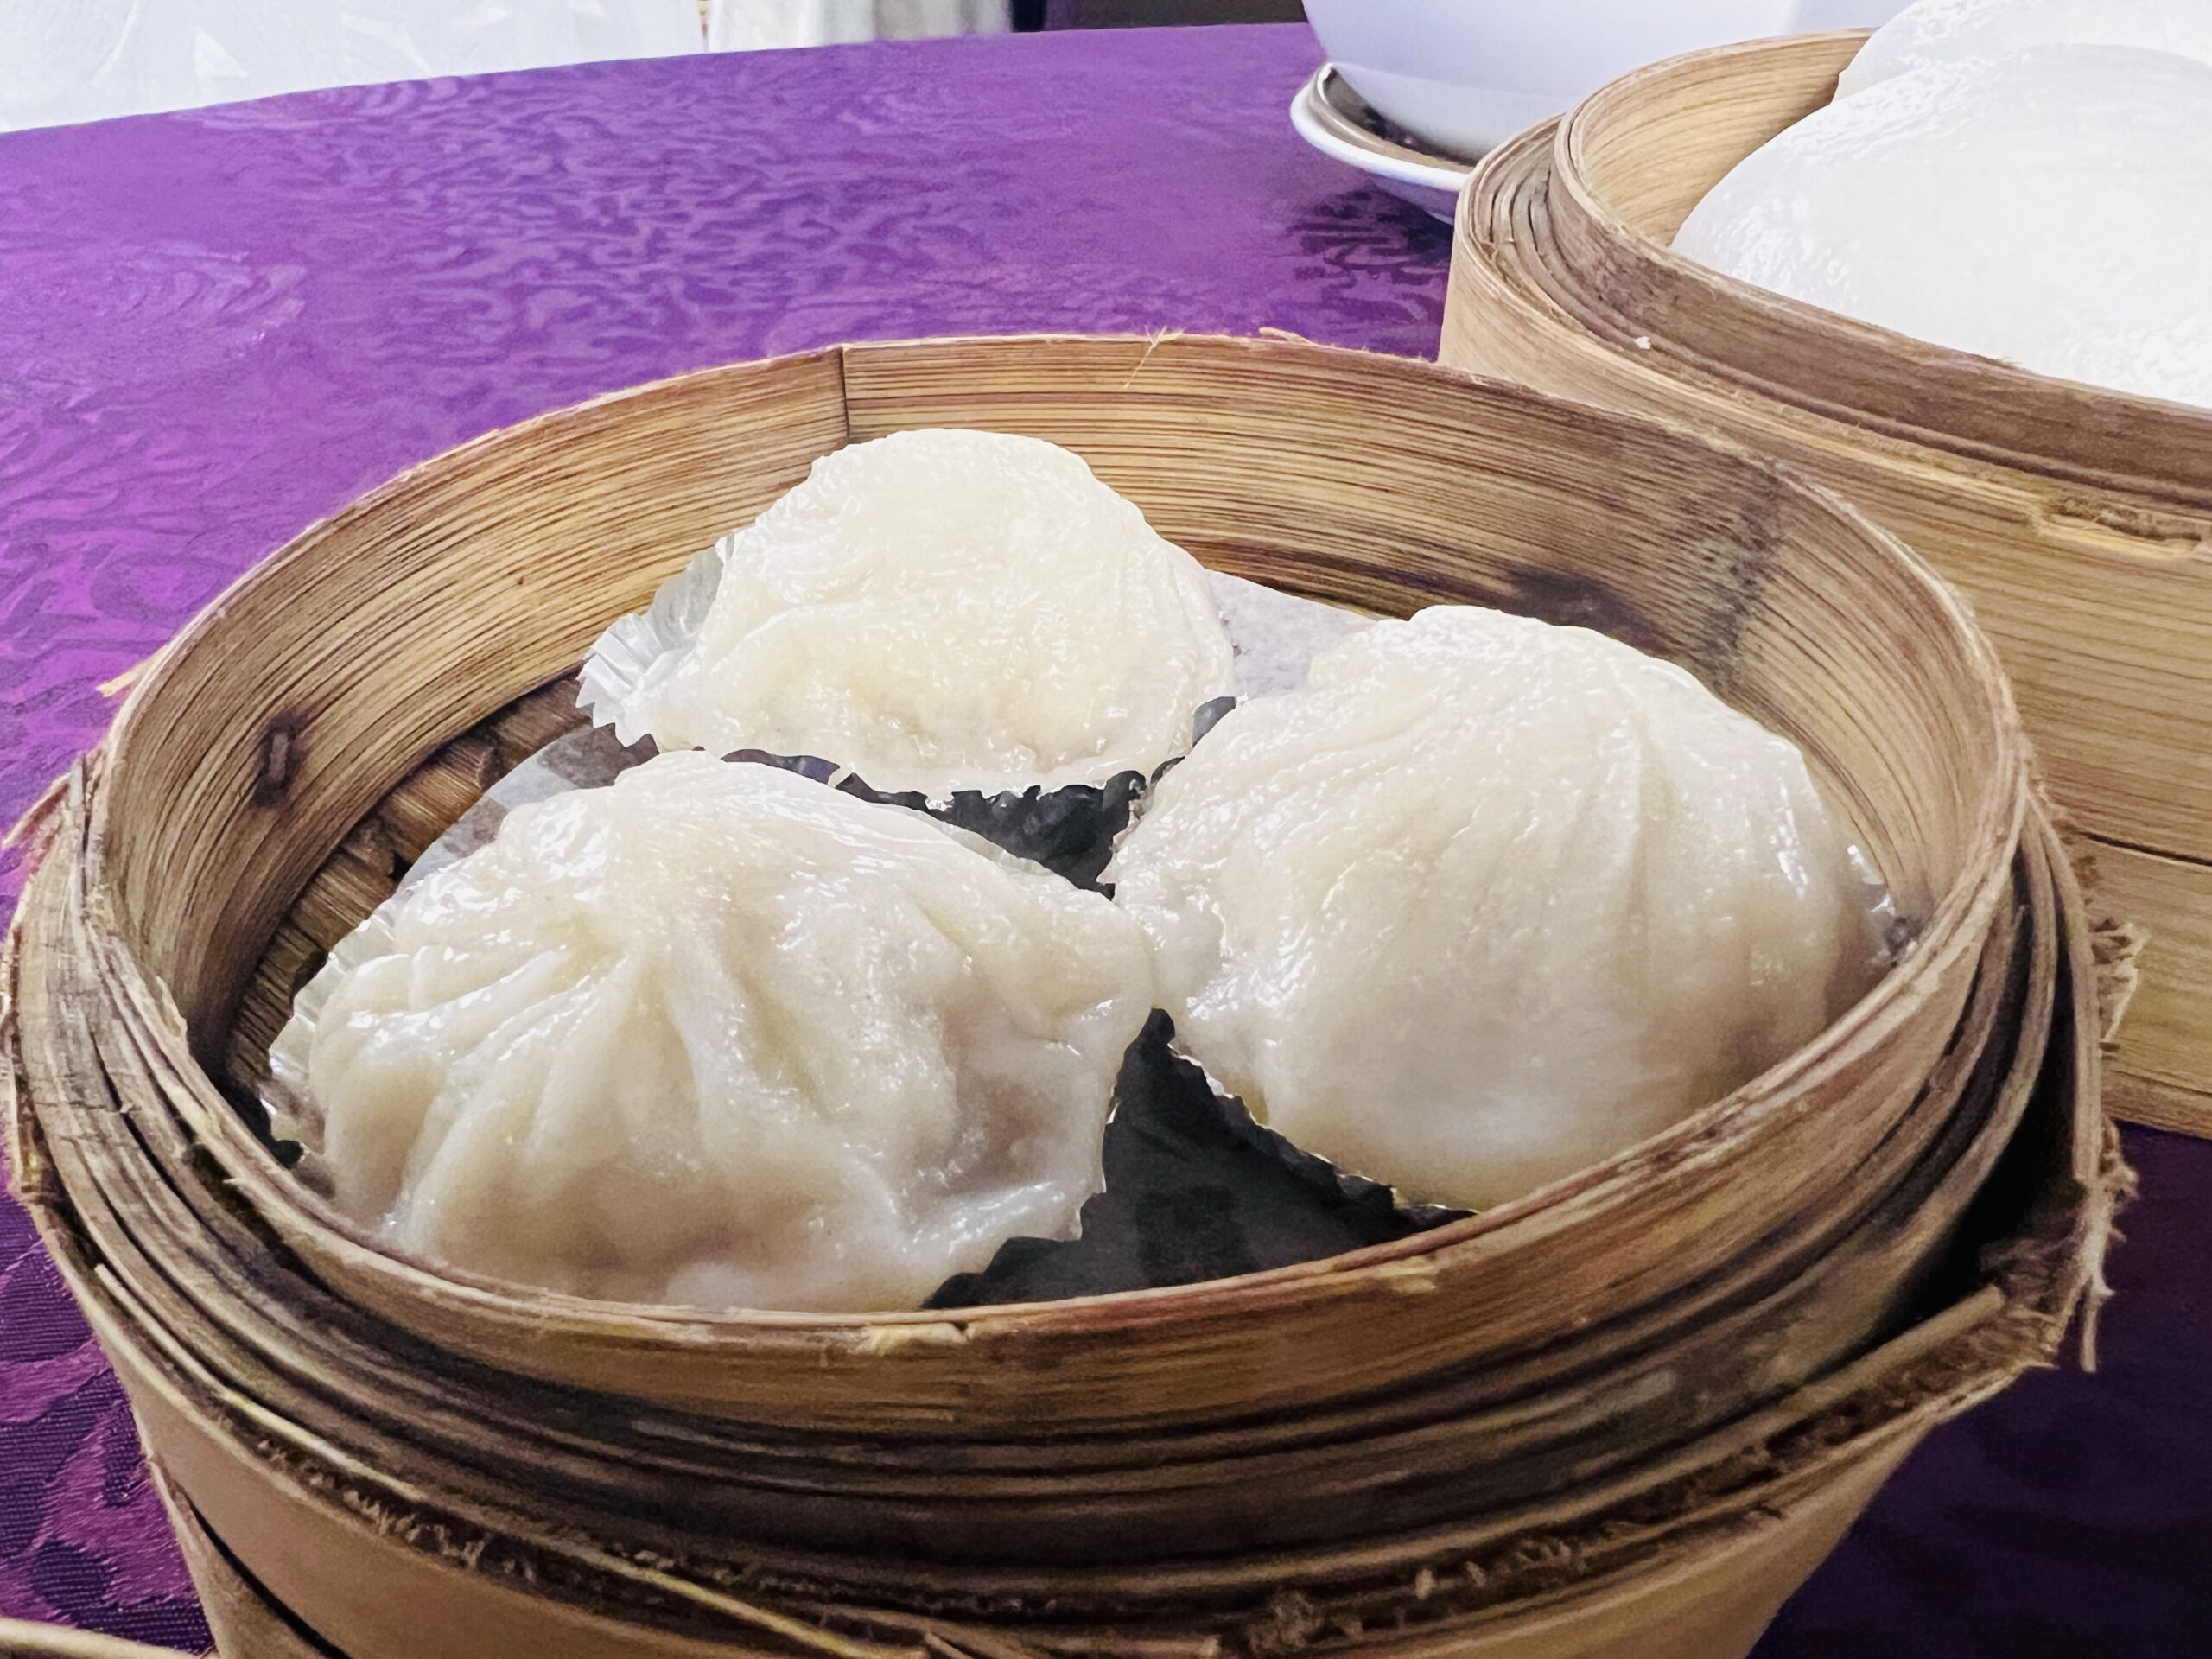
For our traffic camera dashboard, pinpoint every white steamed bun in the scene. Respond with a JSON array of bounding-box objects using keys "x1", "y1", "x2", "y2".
[
  {"x1": 600, "y1": 429, "x2": 1237, "y2": 796},
  {"x1": 1674, "y1": 46, "x2": 2212, "y2": 410},
  {"x1": 1839, "y1": 0, "x2": 2212, "y2": 98},
  {"x1": 270, "y1": 752, "x2": 1157, "y2": 1312},
  {"x1": 1106, "y1": 606, "x2": 1878, "y2": 1212}
]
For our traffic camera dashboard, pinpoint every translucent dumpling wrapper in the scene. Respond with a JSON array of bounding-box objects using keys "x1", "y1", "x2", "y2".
[
  {"x1": 1837, "y1": 0, "x2": 2212, "y2": 98},
  {"x1": 267, "y1": 752, "x2": 1158, "y2": 1313},
  {"x1": 582, "y1": 429, "x2": 1239, "y2": 798},
  {"x1": 1106, "y1": 606, "x2": 1885, "y2": 1214},
  {"x1": 1673, "y1": 46, "x2": 2212, "y2": 410}
]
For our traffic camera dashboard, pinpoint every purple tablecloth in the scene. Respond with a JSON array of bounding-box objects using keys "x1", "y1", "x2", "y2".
[{"x1": 0, "y1": 22, "x2": 2205, "y2": 1657}]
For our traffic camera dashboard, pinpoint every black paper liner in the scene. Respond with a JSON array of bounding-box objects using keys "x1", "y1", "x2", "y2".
[
  {"x1": 728, "y1": 750, "x2": 1143, "y2": 890},
  {"x1": 732, "y1": 695, "x2": 1236, "y2": 889},
  {"x1": 1185, "y1": 1063, "x2": 1478, "y2": 1232},
  {"x1": 927, "y1": 1014, "x2": 1430, "y2": 1308}
]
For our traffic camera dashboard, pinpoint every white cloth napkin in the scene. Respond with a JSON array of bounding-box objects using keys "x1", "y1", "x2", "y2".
[
  {"x1": 708, "y1": 0, "x2": 1011, "y2": 50},
  {"x1": 0, "y1": 0, "x2": 706, "y2": 130}
]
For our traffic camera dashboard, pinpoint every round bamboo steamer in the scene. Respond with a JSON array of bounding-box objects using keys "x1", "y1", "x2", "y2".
[
  {"x1": 1, "y1": 336, "x2": 2121, "y2": 1659},
  {"x1": 1438, "y1": 29, "x2": 2212, "y2": 1135}
]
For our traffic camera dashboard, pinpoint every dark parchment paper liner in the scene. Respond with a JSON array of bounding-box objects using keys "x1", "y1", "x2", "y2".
[
  {"x1": 1168, "y1": 1037, "x2": 1477, "y2": 1230},
  {"x1": 928, "y1": 1014, "x2": 1426, "y2": 1307},
  {"x1": 576, "y1": 539, "x2": 1363, "y2": 881}
]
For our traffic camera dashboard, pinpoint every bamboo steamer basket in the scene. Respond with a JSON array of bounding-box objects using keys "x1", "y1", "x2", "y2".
[
  {"x1": 1439, "y1": 29, "x2": 2212, "y2": 1135},
  {"x1": 1, "y1": 336, "x2": 2120, "y2": 1658}
]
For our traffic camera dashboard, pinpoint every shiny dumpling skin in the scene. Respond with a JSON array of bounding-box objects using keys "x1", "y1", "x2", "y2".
[
  {"x1": 1838, "y1": 0, "x2": 2212, "y2": 97},
  {"x1": 606, "y1": 429, "x2": 1237, "y2": 796},
  {"x1": 1106, "y1": 606, "x2": 1876, "y2": 1213},
  {"x1": 1674, "y1": 47, "x2": 2212, "y2": 410},
  {"x1": 273, "y1": 753, "x2": 1157, "y2": 1312}
]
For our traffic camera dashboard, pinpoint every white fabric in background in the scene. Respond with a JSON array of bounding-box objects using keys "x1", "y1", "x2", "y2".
[
  {"x1": 0, "y1": 0, "x2": 704, "y2": 131},
  {"x1": 708, "y1": 0, "x2": 1010, "y2": 51}
]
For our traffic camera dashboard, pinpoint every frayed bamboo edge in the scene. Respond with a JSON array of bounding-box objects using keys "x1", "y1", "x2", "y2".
[{"x1": 2030, "y1": 800, "x2": 2138, "y2": 1374}]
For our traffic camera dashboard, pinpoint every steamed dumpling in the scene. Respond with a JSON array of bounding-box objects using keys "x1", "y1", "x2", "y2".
[
  {"x1": 1838, "y1": 0, "x2": 2212, "y2": 97},
  {"x1": 601, "y1": 429, "x2": 1237, "y2": 796},
  {"x1": 269, "y1": 752, "x2": 1157, "y2": 1312},
  {"x1": 1106, "y1": 606, "x2": 1878, "y2": 1212},
  {"x1": 1674, "y1": 47, "x2": 2212, "y2": 409}
]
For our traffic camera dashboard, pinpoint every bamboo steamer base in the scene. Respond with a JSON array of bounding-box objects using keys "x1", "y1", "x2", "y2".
[
  {"x1": 1, "y1": 335, "x2": 2117, "y2": 1659},
  {"x1": 147, "y1": 1447, "x2": 1911, "y2": 1659},
  {"x1": 14, "y1": 798, "x2": 2110, "y2": 1659},
  {"x1": 69, "y1": 1246, "x2": 1949, "y2": 1659},
  {"x1": 1440, "y1": 59, "x2": 2212, "y2": 1131}
]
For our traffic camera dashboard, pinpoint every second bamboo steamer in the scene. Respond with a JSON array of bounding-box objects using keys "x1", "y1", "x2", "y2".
[{"x1": 1440, "y1": 29, "x2": 2212, "y2": 1134}]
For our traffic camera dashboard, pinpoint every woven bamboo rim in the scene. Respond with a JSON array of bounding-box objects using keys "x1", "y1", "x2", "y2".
[
  {"x1": 1440, "y1": 34, "x2": 2209, "y2": 1133},
  {"x1": 6, "y1": 334, "x2": 2031, "y2": 1433}
]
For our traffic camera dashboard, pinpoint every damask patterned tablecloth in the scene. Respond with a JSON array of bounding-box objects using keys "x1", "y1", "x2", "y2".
[{"x1": 0, "y1": 22, "x2": 2205, "y2": 1658}]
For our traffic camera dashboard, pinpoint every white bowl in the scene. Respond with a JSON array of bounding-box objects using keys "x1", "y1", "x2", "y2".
[{"x1": 1300, "y1": 0, "x2": 1909, "y2": 158}]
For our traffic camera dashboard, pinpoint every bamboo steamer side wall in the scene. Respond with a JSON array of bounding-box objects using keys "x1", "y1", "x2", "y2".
[{"x1": 1440, "y1": 44, "x2": 2212, "y2": 1134}]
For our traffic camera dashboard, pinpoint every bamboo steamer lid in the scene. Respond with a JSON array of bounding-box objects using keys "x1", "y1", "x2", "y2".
[
  {"x1": 1440, "y1": 30, "x2": 2212, "y2": 1133},
  {"x1": 0, "y1": 336, "x2": 2122, "y2": 1658}
]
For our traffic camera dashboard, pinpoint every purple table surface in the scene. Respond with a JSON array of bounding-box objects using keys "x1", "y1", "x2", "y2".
[{"x1": 0, "y1": 21, "x2": 2205, "y2": 1658}]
